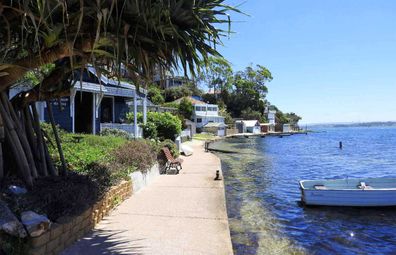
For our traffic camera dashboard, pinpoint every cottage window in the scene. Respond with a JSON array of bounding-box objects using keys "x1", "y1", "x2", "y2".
[{"x1": 197, "y1": 118, "x2": 202, "y2": 123}]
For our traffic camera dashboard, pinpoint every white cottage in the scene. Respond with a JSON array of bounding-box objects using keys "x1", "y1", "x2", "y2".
[
  {"x1": 236, "y1": 120, "x2": 261, "y2": 134},
  {"x1": 174, "y1": 97, "x2": 225, "y2": 132},
  {"x1": 203, "y1": 122, "x2": 228, "y2": 137}
]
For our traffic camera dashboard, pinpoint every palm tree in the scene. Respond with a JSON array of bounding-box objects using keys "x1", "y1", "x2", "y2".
[{"x1": 0, "y1": 0, "x2": 240, "y2": 187}]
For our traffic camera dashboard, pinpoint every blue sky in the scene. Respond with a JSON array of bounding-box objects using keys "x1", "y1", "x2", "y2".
[{"x1": 219, "y1": 0, "x2": 396, "y2": 124}]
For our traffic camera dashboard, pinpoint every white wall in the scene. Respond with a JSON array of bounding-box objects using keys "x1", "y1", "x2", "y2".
[
  {"x1": 194, "y1": 104, "x2": 219, "y2": 117},
  {"x1": 129, "y1": 163, "x2": 160, "y2": 193},
  {"x1": 268, "y1": 110, "x2": 276, "y2": 125}
]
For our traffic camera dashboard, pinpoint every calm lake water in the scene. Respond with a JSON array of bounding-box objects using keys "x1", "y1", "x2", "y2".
[{"x1": 213, "y1": 126, "x2": 396, "y2": 255}]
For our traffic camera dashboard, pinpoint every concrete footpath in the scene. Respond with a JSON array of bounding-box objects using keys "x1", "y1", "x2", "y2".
[{"x1": 62, "y1": 140, "x2": 233, "y2": 255}]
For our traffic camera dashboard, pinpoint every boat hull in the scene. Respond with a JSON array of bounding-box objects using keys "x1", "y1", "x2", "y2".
[
  {"x1": 300, "y1": 178, "x2": 396, "y2": 207},
  {"x1": 301, "y1": 189, "x2": 396, "y2": 207}
]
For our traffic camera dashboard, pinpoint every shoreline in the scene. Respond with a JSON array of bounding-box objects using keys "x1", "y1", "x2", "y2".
[{"x1": 62, "y1": 140, "x2": 233, "y2": 255}]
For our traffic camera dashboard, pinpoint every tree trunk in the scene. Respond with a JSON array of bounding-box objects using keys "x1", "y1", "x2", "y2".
[
  {"x1": 0, "y1": 93, "x2": 38, "y2": 178},
  {"x1": 0, "y1": 114, "x2": 4, "y2": 185},
  {"x1": 0, "y1": 100, "x2": 33, "y2": 188},
  {"x1": 43, "y1": 137, "x2": 57, "y2": 176},
  {"x1": 23, "y1": 107, "x2": 38, "y2": 157},
  {"x1": 0, "y1": 144, "x2": 3, "y2": 186},
  {"x1": 23, "y1": 106, "x2": 47, "y2": 176},
  {"x1": 46, "y1": 100, "x2": 67, "y2": 176},
  {"x1": 31, "y1": 103, "x2": 50, "y2": 176}
]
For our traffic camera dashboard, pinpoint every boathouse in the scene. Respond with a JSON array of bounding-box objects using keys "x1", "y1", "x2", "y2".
[
  {"x1": 236, "y1": 120, "x2": 261, "y2": 134},
  {"x1": 202, "y1": 122, "x2": 228, "y2": 137}
]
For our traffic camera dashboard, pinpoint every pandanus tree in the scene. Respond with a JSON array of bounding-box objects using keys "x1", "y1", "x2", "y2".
[{"x1": 0, "y1": 0, "x2": 239, "y2": 188}]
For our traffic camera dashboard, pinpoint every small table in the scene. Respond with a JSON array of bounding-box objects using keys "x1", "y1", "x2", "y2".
[{"x1": 72, "y1": 136, "x2": 84, "y2": 143}]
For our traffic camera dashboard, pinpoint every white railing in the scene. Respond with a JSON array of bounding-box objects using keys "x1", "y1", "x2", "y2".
[{"x1": 100, "y1": 123, "x2": 143, "y2": 138}]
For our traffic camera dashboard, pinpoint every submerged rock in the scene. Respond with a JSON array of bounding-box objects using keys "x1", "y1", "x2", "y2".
[
  {"x1": 21, "y1": 211, "x2": 51, "y2": 237},
  {"x1": 0, "y1": 201, "x2": 27, "y2": 238}
]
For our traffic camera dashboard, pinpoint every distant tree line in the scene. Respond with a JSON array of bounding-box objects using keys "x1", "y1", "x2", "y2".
[{"x1": 147, "y1": 57, "x2": 301, "y2": 125}]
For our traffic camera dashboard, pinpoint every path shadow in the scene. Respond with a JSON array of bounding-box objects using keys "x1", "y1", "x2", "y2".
[{"x1": 61, "y1": 229, "x2": 147, "y2": 255}]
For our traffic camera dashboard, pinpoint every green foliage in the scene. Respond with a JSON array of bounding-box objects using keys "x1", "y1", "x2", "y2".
[
  {"x1": 100, "y1": 128, "x2": 132, "y2": 140},
  {"x1": 275, "y1": 111, "x2": 302, "y2": 125},
  {"x1": 241, "y1": 107, "x2": 266, "y2": 122},
  {"x1": 147, "y1": 112, "x2": 182, "y2": 140},
  {"x1": 163, "y1": 86, "x2": 192, "y2": 102},
  {"x1": 141, "y1": 122, "x2": 158, "y2": 139},
  {"x1": 125, "y1": 112, "x2": 138, "y2": 124},
  {"x1": 87, "y1": 161, "x2": 133, "y2": 191},
  {"x1": 219, "y1": 107, "x2": 234, "y2": 125},
  {"x1": 184, "y1": 81, "x2": 203, "y2": 97},
  {"x1": 276, "y1": 111, "x2": 290, "y2": 125},
  {"x1": 148, "y1": 85, "x2": 165, "y2": 105},
  {"x1": 126, "y1": 112, "x2": 182, "y2": 141},
  {"x1": 2, "y1": 1, "x2": 239, "y2": 92},
  {"x1": 161, "y1": 102, "x2": 179, "y2": 109},
  {"x1": 23, "y1": 64, "x2": 55, "y2": 85},
  {"x1": 42, "y1": 123, "x2": 127, "y2": 173},
  {"x1": 201, "y1": 93, "x2": 217, "y2": 104},
  {"x1": 199, "y1": 56, "x2": 234, "y2": 93},
  {"x1": 57, "y1": 135, "x2": 126, "y2": 173},
  {"x1": 178, "y1": 98, "x2": 194, "y2": 120},
  {"x1": 236, "y1": 65, "x2": 272, "y2": 97},
  {"x1": 198, "y1": 61, "x2": 294, "y2": 123},
  {"x1": 41, "y1": 122, "x2": 166, "y2": 188},
  {"x1": 284, "y1": 112, "x2": 302, "y2": 125}
]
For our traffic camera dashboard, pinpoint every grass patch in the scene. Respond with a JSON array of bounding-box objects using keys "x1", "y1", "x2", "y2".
[{"x1": 193, "y1": 133, "x2": 216, "y2": 140}]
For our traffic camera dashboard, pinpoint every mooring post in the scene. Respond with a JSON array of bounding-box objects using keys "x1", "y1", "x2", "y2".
[
  {"x1": 214, "y1": 170, "x2": 222, "y2": 181},
  {"x1": 339, "y1": 141, "x2": 343, "y2": 149},
  {"x1": 205, "y1": 141, "x2": 210, "y2": 152}
]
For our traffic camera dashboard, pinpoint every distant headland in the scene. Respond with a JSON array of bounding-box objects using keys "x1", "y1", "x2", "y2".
[{"x1": 308, "y1": 121, "x2": 396, "y2": 128}]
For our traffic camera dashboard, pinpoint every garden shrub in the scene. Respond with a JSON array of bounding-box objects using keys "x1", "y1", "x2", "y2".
[
  {"x1": 41, "y1": 123, "x2": 127, "y2": 173},
  {"x1": 55, "y1": 134, "x2": 126, "y2": 173},
  {"x1": 141, "y1": 122, "x2": 158, "y2": 139},
  {"x1": 100, "y1": 128, "x2": 132, "y2": 140},
  {"x1": 178, "y1": 97, "x2": 194, "y2": 120},
  {"x1": 87, "y1": 161, "x2": 134, "y2": 191},
  {"x1": 162, "y1": 86, "x2": 192, "y2": 102},
  {"x1": 147, "y1": 85, "x2": 165, "y2": 105},
  {"x1": 161, "y1": 102, "x2": 179, "y2": 109},
  {"x1": 147, "y1": 112, "x2": 182, "y2": 140},
  {"x1": 125, "y1": 112, "x2": 181, "y2": 141},
  {"x1": 112, "y1": 140, "x2": 157, "y2": 172}
]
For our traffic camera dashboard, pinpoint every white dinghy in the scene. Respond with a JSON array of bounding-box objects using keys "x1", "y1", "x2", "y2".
[{"x1": 299, "y1": 177, "x2": 396, "y2": 207}]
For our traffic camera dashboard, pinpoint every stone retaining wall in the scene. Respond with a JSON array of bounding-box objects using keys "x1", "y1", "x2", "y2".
[
  {"x1": 27, "y1": 180, "x2": 132, "y2": 255},
  {"x1": 1, "y1": 164, "x2": 161, "y2": 255}
]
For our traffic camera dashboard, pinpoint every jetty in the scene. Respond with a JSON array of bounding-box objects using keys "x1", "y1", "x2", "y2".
[{"x1": 227, "y1": 131, "x2": 308, "y2": 139}]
